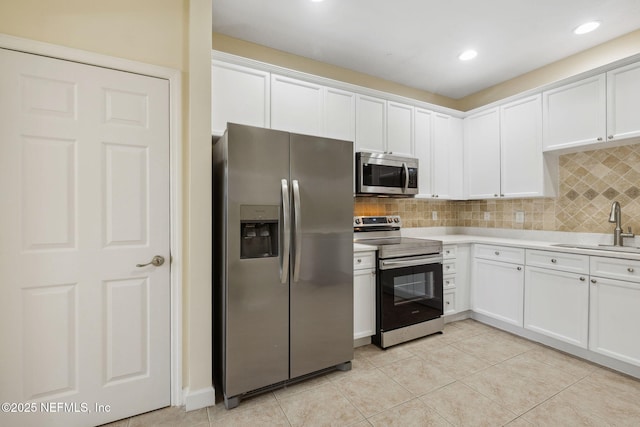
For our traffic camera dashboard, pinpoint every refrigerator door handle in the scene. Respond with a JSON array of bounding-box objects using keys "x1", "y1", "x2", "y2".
[
  {"x1": 280, "y1": 179, "x2": 290, "y2": 284},
  {"x1": 292, "y1": 179, "x2": 302, "y2": 283}
]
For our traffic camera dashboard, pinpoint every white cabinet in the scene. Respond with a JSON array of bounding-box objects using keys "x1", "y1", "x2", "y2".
[
  {"x1": 354, "y1": 250, "x2": 376, "y2": 340},
  {"x1": 524, "y1": 250, "x2": 589, "y2": 348},
  {"x1": 589, "y1": 256, "x2": 640, "y2": 366},
  {"x1": 355, "y1": 94, "x2": 386, "y2": 153},
  {"x1": 472, "y1": 245, "x2": 524, "y2": 326},
  {"x1": 422, "y1": 113, "x2": 463, "y2": 199},
  {"x1": 464, "y1": 108, "x2": 501, "y2": 199},
  {"x1": 324, "y1": 87, "x2": 356, "y2": 141},
  {"x1": 542, "y1": 74, "x2": 606, "y2": 151},
  {"x1": 442, "y1": 244, "x2": 470, "y2": 316},
  {"x1": 465, "y1": 95, "x2": 554, "y2": 199},
  {"x1": 387, "y1": 101, "x2": 414, "y2": 157},
  {"x1": 271, "y1": 74, "x2": 324, "y2": 136},
  {"x1": 607, "y1": 62, "x2": 640, "y2": 141},
  {"x1": 211, "y1": 61, "x2": 270, "y2": 135}
]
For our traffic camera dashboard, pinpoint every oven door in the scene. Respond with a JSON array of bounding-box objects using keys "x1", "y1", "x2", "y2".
[{"x1": 378, "y1": 254, "x2": 443, "y2": 331}]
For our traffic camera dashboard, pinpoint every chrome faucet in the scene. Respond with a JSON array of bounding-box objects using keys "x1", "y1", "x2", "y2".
[{"x1": 608, "y1": 201, "x2": 634, "y2": 246}]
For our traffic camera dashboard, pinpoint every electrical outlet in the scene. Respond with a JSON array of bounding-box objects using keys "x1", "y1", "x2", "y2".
[
  {"x1": 515, "y1": 211, "x2": 525, "y2": 223},
  {"x1": 484, "y1": 212, "x2": 490, "y2": 220},
  {"x1": 432, "y1": 211, "x2": 438, "y2": 220}
]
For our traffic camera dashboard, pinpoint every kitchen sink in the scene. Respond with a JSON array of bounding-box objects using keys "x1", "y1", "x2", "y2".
[{"x1": 551, "y1": 243, "x2": 640, "y2": 253}]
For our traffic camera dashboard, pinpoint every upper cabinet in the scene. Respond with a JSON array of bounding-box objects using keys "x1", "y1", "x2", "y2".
[
  {"x1": 355, "y1": 94, "x2": 387, "y2": 153},
  {"x1": 418, "y1": 113, "x2": 463, "y2": 199},
  {"x1": 386, "y1": 101, "x2": 414, "y2": 157},
  {"x1": 543, "y1": 64, "x2": 640, "y2": 152},
  {"x1": 542, "y1": 74, "x2": 606, "y2": 151},
  {"x1": 607, "y1": 62, "x2": 640, "y2": 142},
  {"x1": 466, "y1": 95, "x2": 556, "y2": 199},
  {"x1": 212, "y1": 61, "x2": 270, "y2": 135},
  {"x1": 324, "y1": 87, "x2": 356, "y2": 141},
  {"x1": 271, "y1": 74, "x2": 324, "y2": 136}
]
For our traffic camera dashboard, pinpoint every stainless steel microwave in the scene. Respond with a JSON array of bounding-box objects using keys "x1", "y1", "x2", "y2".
[{"x1": 355, "y1": 152, "x2": 418, "y2": 196}]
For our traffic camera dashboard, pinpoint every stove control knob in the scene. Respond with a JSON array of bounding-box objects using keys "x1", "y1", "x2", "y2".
[
  {"x1": 354, "y1": 218, "x2": 361, "y2": 224},
  {"x1": 393, "y1": 217, "x2": 400, "y2": 223},
  {"x1": 387, "y1": 218, "x2": 393, "y2": 223}
]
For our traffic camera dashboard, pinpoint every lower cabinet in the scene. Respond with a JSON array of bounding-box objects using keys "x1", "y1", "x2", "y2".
[
  {"x1": 472, "y1": 256, "x2": 524, "y2": 327},
  {"x1": 353, "y1": 251, "x2": 376, "y2": 340},
  {"x1": 589, "y1": 275, "x2": 640, "y2": 366},
  {"x1": 524, "y1": 266, "x2": 589, "y2": 348}
]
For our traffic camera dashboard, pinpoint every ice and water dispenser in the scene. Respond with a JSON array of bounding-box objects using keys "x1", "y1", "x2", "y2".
[{"x1": 240, "y1": 205, "x2": 279, "y2": 259}]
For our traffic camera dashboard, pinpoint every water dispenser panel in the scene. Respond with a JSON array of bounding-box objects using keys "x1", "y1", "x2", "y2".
[{"x1": 240, "y1": 205, "x2": 279, "y2": 259}]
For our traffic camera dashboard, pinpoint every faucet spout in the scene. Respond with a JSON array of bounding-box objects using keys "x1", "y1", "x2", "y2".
[{"x1": 609, "y1": 201, "x2": 633, "y2": 246}]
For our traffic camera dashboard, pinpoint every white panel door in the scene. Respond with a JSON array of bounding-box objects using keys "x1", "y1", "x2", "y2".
[
  {"x1": 472, "y1": 258, "x2": 524, "y2": 327},
  {"x1": 414, "y1": 108, "x2": 432, "y2": 197},
  {"x1": 324, "y1": 87, "x2": 355, "y2": 141},
  {"x1": 0, "y1": 49, "x2": 170, "y2": 427},
  {"x1": 355, "y1": 94, "x2": 386, "y2": 153},
  {"x1": 431, "y1": 113, "x2": 452, "y2": 199}
]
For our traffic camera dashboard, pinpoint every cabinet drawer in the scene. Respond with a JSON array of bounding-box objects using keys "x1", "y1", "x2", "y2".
[
  {"x1": 443, "y1": 260, "x2": 456, "y2": 275},
  {"x1": 443, "y1": 245, "x2": 457, "y2": 259},
  {"x1": 444, "y1": 291, "x2": 456, "y2": 314},
  {"x1": 354, "y1": 252, "x2": 375, "y2": 270},
  {"x1": 591, "y1": 256, "x2": 640, "y2": 283},
  {"x1": 474, "y1": 244, "x2": 525, "y2": 264},
  {"x1": 443, "y1": 276, "x2": 456, "y2": 290},
  {"x1": 526, "y1": 249, "x2": 589, "y2": 274}
]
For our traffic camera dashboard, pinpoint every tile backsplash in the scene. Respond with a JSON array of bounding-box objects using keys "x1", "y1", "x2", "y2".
[{"x1": 354, "y1": 143, "x2": 640, "y2": 234}]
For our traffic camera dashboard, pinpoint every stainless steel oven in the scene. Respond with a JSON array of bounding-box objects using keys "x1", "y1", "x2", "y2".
[
  {"x1": 354, "y1": 215, "x2": 443, "y2": 349},
  {"x1": 355, "y1": 152, "x2": 418, "y2": 196}
]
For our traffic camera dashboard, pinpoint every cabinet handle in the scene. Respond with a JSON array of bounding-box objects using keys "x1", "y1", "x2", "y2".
[
  {"x1": 597, "y1": 137, "x2": 603, "y2": 141},
  {"x1": 591, "y1": 279, "x2": 597, "y2": 284},
  {"x1": 494, "y1": 194, "x2": 498, "y2": 197},
  {"x1": 628, "y1": 267, "x2": 635, "y2": 273},
  {"x1": 517, "y1": 266, "x2": 522, "y2": 271},
  {"x1": 500, "y1": 194, "x2": 505, "y2": 197},
  {"x1": 608, "y1": 135, "x2": 614, "y2": 140},
  {"x1": 446, "y1": 301, "x2": 450, "y2": 305},
  {"x1": 357, "y1": 258, "x2": 362, "y2": 263},
  {"x1": 551, "y1": 258, "x2": 557, "y2": 263},
  {"x1": 579, "y1": 276, "x2": 586, "y2": 281},
  {"x1": 495, "y1": 251, "x2": 500, "y2": 255}
]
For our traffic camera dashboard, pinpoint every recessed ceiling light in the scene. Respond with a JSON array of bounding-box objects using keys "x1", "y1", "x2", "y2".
[
  {"x1": 459, "y1": 50, "x2": 478, "y2": 61},
  {"x1": 574, "y1": 21, "x2": 600, "y2": 35}
]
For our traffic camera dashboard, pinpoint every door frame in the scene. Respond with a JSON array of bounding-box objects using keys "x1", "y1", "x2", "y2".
[{"x1": 0, "y1": 33, "x2": 184, "y2": 406}]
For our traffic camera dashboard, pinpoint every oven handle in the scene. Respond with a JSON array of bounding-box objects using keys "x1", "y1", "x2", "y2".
[{"x1": 379, "y1": 255, "x2": 443, "y2": 270}]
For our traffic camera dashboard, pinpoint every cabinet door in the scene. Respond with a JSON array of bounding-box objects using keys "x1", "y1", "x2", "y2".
[
  {"x1": 590, "y1": 276, "x2": 640, "y2": 366},
  {"x1": 387, "y1": 101, "x2": 414, "y2": 157},
  {"x1": 356, "y1": 94, "x2": 386, "y2": 153},
  {"x1": 501, "y1": 95, "x2": 546, "y2": 198},
  {"x1": 472, "y1": 258, "x2": 524, "y2": 326},
  {"x1": 542, "y1": 74, "x2": 606, "y2": 151},
  {"x1": 324, "y1": 87, "x2": 355, "y2": 141},
  {"x1": 414, "y1": 108, "x2": 433, "y2": 197},
  {"x1": 607, "y1": 62, "x2": 640, "y2": 141},
  {"x1": 455, "y1": 245, "x2": 471, "y2": 312},
  {"x1": 431, "y1": 113, "x2": 452, "y2": 199},
  {"x1": 464, "y1": 108, "x2": 501, "y2": 199},
  {"x1": 271, "y1": 74, "x2": 323, "y2": 136},
  {"x1": 212, "y1": 61, "x2": 270, "y2": 135},
  {"x1": 354, "y1": 269, "x2": 376, "y2": 339},
  {"x1": 524, "y1": 267, "x2": 589, "y2": 348}
]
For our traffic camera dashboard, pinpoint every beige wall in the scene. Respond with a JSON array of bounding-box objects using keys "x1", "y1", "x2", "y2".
[{"x1": 0, "y1": 0, "x2": 213, "y2": 400}]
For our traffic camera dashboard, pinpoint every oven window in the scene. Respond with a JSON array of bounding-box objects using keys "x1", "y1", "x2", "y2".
[{"x1": 393, "y1": 272, "x2": 435, "y2": 305}]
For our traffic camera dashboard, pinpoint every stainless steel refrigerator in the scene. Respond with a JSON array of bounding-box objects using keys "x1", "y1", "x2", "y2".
[{"x1": 213, "y1": 123, "x2": 354, "y2": 409}]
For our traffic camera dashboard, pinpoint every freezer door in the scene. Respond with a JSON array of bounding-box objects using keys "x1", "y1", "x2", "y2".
[
  {"x1": 224, "y1": 124, "x2": 290, "y2": 397},
  {"x1": 289, "y1": 133, "x2": 354, "y2": 378}
]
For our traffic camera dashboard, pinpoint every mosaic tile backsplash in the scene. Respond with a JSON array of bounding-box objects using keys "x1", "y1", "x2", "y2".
[{"x1": 354, "y1": 143, "x2": 640, "y2": 234}]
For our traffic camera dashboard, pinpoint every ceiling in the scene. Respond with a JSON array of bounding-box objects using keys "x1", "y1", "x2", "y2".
[{"x1": 212, "y1": 0, "x2": 640, "y2": 100}]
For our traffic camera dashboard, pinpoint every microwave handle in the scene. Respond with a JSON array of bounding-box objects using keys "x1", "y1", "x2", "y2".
[{"x1": 402, "y1": 162, "x2": 409, "y2": 193}]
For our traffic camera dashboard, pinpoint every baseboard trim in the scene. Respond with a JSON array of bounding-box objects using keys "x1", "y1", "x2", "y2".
[{"x1": 183, "y1": 386, "x2": 215, "y2": 411}]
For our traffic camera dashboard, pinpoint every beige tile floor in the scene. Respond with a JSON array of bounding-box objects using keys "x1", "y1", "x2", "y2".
[{"x1": 104, "y1": 319, "x2": 640, "y2": 426}]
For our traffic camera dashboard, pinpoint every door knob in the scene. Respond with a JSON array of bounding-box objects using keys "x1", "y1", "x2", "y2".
[{"x1": 136, "y1": 255, "x2": 165, "y2": 268}]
